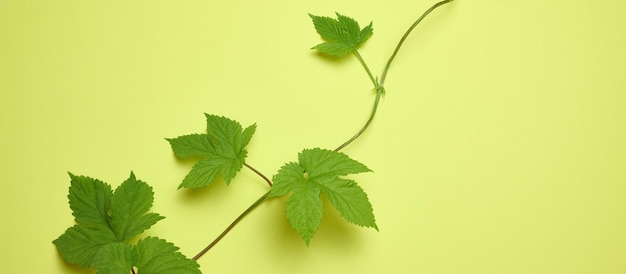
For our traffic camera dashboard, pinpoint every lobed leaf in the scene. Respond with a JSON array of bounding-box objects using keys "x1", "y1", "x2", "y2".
[
  {"x1": 168, "y1": 114, "x2": 255, "y2": 189},
  {"x1": 270, "y1": 148, "x2": 377, "y2": 245},
  {"x1": 309, "y1": 13, "x2": 373, "y2": 57},
  {"x1": 54, "y1": 172, "x2": 179, "y2": 272}
]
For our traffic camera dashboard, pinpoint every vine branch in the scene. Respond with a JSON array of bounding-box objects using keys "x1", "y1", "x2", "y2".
[
  {"x1": 336, "y1": 0, "x2": 453, "y2": 151},
  {"x1": 192, "y1": 0, "x2": 454, "y2": 262}
]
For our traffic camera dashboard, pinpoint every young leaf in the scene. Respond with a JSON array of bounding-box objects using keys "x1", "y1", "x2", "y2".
[
  {"x1": 135, "y1": 237, "x2": 201, "y2": 274},
  {"x1": 269, "y1": 148, "x2": 377, "y2": 245},
  {"x1": 167, "y1": 114, "x2": 256, "y2": 189},
  {"x1": 109, "y1": 172, "x2": 165, "y2": 241},
  {"x1": 309, "y1": 13, "x2": 373, "y2": 57}
]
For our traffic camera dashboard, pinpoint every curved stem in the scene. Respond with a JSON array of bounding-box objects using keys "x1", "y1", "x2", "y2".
[
  {"x1": 334, "y1": 88, "x2": 383, "y2": 152},
  {"x1": 244, "y1": 162, "x2": 272, "y2": 187},
  {"x1": 334, "y1": 49, "x2": 384, "y2": 152},
  {"x1": 380, "y1": 0, "x2": 453, "y2": 87},
  {"x1": 192, "y1": 192, "x2": 270, "y2": 261}
]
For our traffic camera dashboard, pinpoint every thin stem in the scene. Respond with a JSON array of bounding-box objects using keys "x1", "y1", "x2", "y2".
[
  {"x1": 334, "y1": 88, "x2": 383, "y2": 152},
  {"x1": 379, "y1": 0, "x2": 453, "y2": 87},
  {"x1": 334, "y1": 50, "x2": 383, "y2": 152},
  {"x1": 353, "y1": 50, "x2": 377, "y2": 88},
  {"x1": 244, "y1": 162, "x2": 272, "y2": 187},
  {"x1": 192, "y1": 192, "x2": 270, "y2": 261}
]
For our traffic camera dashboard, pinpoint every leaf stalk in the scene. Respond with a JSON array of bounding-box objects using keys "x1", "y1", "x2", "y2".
[
  {"x1": 192, "y1": 192, "x2": 270, "y2": 261},
  {"x1": 244, "y1": 162, "x2": 272, "y2": 187}
]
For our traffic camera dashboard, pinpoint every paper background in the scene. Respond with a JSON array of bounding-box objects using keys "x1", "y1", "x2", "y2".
[{"x1": 1, "y1": 1, "x2": 625, "y2": 273}]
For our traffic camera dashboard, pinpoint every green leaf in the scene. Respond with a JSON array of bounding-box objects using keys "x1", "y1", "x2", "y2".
[
  {"x1": 285, "y1": 184, "x2": 323, "y2": 246},
  {"x1": 267, "y1": 162, "x2": 303, "y2": 197},
  {"x1": 135, "y1": 237, "x2": 201, "y2": 274},
  {"x1": 298, "y1": 147, "x2": 371, "y2": 178},
  {"x1": 54, "y1": 173, "x2": 170, "y2": 271},
  {"x1": 319, "y1": 178, "x2": 377, "y2": 229},
  {"x1": 166, "y1": 134, "x2": 213, "y2": 158},
  {"x1": 53, "y1": 225, "x2": 118, "y2": 267},
  {"x1": 168, "y1": 114, "x2": 256, "y2": 189},
  {"x1": 179, "y1": 157, "x2": 225, "y2": 188},
  {"x1": 269, "y1": 148, "x2": 377, "y2": 245},
  {"x1": 110, "y1": 172, "x2": 165, "y2": 241},
  {"x1": 67, "y1": 173, "x2": 112, "y2": 229},
  {"x1": 309, "y1": 13, "x2": 373, "y2": 57},
  {"x1": 91, "y1": 242, "x2": 137, "y2": 274}
]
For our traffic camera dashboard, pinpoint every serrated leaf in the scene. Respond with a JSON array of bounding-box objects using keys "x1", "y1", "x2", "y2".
[
  {"x1": 286, "y1": 184, "x2": 323, "y2": 246},
  {"x1": 319, "y1": 178, "x2": 377, "y2": 229},
  {"x1": 53, "y1": 225, "x2": 118, "y2": 267},
  {"x1": 269, "y1": 148, "x2": 377, "y2": 245},
  {"x1": 309, "y1": 13, "x2": 373, "y2": 57},
  {"x1": 268, "y1": 162, "x2": 303, "y2": 197},
  {"x1": 241, "y1": 124, "x2": 257, "y2": 148},
  {"x1": 299, "y1": 148, "x2": 371, "y2": 179},
  {"x1": 67, "y1": 173, "x2": 112, "y2": 229},
  {"x1": 110, "y1": 172, "x2": 165, "y2": 241},
  {"x1": 54, "y1": 172, "x2": 169, "y2": 271},
  {"x1": 91, "y1": 242, "x2": 137, "y2": 274},
  {"x1": 166, "y1": 134, "x2": 214, "y2": 158},
  {"x1": 311, "y1": 42, "x2": 354, "y2": 58},
  {"x1": 206, "y1": 114, "x2": 242, "y2": 153},
  {"x1": 179, "y1": 156, "x2": 228, "y2": 188},
  {"x1": 135, "y1": 237, "x2": 201, "y2": 274},
  {"x1": 168, "y1": 114, "x2": 255, "y2": 189}
]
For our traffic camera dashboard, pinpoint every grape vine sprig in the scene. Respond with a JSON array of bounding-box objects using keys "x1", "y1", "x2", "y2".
[
  {"x1": 52, "y1": 1, "x2": 453, "y2": 272},
  {"x1": 182, "y1": 0, "x2": 454, "y2": 261}
]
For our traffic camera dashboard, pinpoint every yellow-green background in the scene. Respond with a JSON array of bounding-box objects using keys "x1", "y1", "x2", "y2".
[{"x1": 1, "y1": 0, "x2": 625, "y2": 273}]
